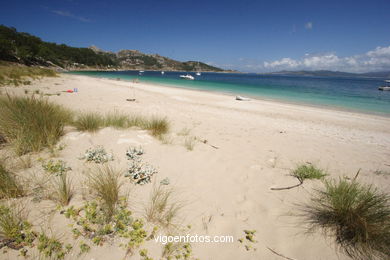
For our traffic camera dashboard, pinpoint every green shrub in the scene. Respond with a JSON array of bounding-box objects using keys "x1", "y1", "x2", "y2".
[
  {"x1": 0, "y1": 95, "x2": 73, "y2": 155},
  {"x1": 302, "y1": 179, "x2": 390, "y2": 259},
  {"x1": 292, "y1": 164, "x2": 327, "y2": 183}
]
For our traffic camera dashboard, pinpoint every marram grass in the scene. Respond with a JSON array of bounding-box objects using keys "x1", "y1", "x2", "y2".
[
  {"x1": 302, "y1": 178, "x2": 390, "y2": 260},
  {"x1": 0, "y1": 63, "x2": 57, "y2": 86},
  {"x1": 0, "y1": 162, "x2": 24, "y2": 199},
  {"x1": 87, "y1": 165, "x2": 122, "y2": 222},
  {"x1": 0, "y1": 94, "x2": 73, "y2": 155}
]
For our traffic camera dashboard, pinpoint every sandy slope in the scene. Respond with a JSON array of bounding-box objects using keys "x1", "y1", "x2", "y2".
[{"x1": 1, "y1": 74, "x2": 389, "y2": 260}]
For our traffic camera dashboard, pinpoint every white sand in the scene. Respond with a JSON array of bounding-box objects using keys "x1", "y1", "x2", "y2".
[{"x1": 2, "y1": 74, "x2": 390, "y2": 260}]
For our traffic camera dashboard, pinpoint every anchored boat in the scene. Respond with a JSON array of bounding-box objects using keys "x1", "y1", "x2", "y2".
[
  {"x1": 180, "y1": 74, "x2": 195, "y2": 80},
  {"x1": 379, "y1": 80, "x2": 390, "y2": 91}
]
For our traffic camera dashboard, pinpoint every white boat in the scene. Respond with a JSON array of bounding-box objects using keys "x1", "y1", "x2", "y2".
[
  {"x1": 139, "y1": 70, "x2": 144, "y2": 73},
  {"x1": 161, "y1": 71, "x2": 165, "y2": 75},
  {"x1": 196, "y1": 72, "x2": 201, "y2": 76},
  {"x1": 236, "y1": 95, "x2": 250, "y2": 101},
  {"x1": 180, "y1": 74, "x2": 195, "y2": 80},
  {"x1": 379, "y1": 80, "x2": 390, "y2": 91}
]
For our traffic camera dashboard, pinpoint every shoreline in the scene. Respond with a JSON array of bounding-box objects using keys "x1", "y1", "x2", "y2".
[{"x1": 69, "y1": 72, "x2": 390, "y2": 119}]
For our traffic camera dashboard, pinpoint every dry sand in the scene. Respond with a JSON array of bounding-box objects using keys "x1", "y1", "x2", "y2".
[{"x1": 1, "y1": 74, "x2": 390, "y2": 260}]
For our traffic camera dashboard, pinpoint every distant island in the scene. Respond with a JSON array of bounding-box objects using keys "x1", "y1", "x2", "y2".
[
  {"x1": 0, "y1": 25, "x2": 231, "y2": 72},
  {"x1": 262, "y1": 70, "x2": 390, "y2": 78}
]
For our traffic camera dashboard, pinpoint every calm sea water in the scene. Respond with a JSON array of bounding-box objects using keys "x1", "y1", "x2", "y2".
[{"x1": 69, "y1": 70, "x2": 390, "y2": 116}]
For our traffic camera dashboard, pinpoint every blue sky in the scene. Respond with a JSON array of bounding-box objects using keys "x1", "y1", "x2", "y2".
[{"x1": 1, "y1": 0, "x2": 390, "y2": 72}]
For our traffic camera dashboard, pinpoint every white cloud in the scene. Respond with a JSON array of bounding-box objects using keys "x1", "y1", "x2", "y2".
[
  {"x1": 305, "y1": 22, "x2": 313, "y2": 30},
  {"x1": 52, "y1": 10, "x2": 91, "y2": 22},
  {"x1": 262, "y1": 46, "x2": 390, "y2": 73}
]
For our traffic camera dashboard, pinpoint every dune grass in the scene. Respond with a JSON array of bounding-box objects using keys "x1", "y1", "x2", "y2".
[
  {"x1": 103, "y1": 111, "x2": 129, "y2": 129},
  {"x1": 0, "y1": 94, "x2": 73, "y2": 155},
  {"x1": 73, "y1": 111, "x2": 170, "y2": 137},
  {"x1": 0, "y1": 162, "x2": 24, "y2": 199},
  {"x1": 302, "y1": 179, "x2": 390, "y2": 259},
  {"x1": 72, "y1": 112, "x2": 104, "y2": 132},
  {"x1": 0, "y1": 63, "x2": 57, "y2": 86},
  {"x1": 52, "y1": 173, "x2": 73, "y2": 206},
  {"x1": 145, "y1": 185, "x2": 182, "y2": 229},
  {"x1": 87, "y1": 165, "x2": 122, "y2": 222},
  {"x1": 144, "y1": 117, "x2": 170, "y2": 137}
]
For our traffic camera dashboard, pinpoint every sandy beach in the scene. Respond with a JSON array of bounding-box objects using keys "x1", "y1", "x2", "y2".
[{"x1": 1, "y1": 73, "x2": 390, "y2": 260}]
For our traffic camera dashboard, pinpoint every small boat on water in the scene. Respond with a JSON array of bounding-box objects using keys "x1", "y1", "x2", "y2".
[
  {"x1": 196, "y1": 72, "x2": 201, "y2": 76},
  {"x1": 139, "y1": 70, "x2": 144, "y2": 73},
  {"x1": 180, "y1": 74, "x2": 195, "y2": 80},
  {"x1": 379, "y1": 80, "x2": 390, "y2": 91},
  {"x1": 161, "y1": 71, "x2": 165, "y2": 75}
]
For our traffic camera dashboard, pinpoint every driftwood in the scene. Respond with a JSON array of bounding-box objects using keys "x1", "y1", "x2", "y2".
[
  {"x1": 270, "y1": 180, "x2": 303, "y2": 190},
  {"x1": 201, "y1": 139, "x2": 219, "y2": 149},
  {"x1": 267, "y1": 246, "x2": 297, "y2": 260}
]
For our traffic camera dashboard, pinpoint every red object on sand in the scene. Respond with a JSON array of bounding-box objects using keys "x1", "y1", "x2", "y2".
[{"x1": 66, "y1": 90, "x2": 74, "y2": 93}]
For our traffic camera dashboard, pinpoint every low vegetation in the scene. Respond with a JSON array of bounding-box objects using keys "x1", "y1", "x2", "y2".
[
  {"x1": 73, "y1": 112, "x2": 104, "y2": 132},
  {"x1": 87, "y1": 165, "x2": 122, "y2": 221},
  {"x1": 145, "y1": 185, "x2": 182, "y2": 229},
  {"x1": 80, "y1": 146, "x2": 114, "y2": 164},
  {"x1": 73, "y1": 111, "x2": 170, "y2": 137},
  {"x1": 0, "y1": 94, "x2": 73, "y2": 155},
  {"x1": 271, "y1": 163, "x2": 326, "y2": 190},
  {"x1": 302, "y1": 178, "x2": 390, "y2": 260},
  {"x1": 0, "y1": 204, "x2": 36, "y2": 248},
  {"x1": 37, "y1": 232, "x2": 71, "y2": 259},
  {"x1": 52, "y1": 173, "x2": 73, "y2": 206},
  {"x1": 0, "y1": 162, "x2": 24, "y2": 199},
  {"x1": 0, "y1": 62, "x2": 57, "y2": 86},
  {"x1": 144, "y1": 117, "x2": 170, "y2": 137},
  {"x1": 125, "y1": 147, "x2": 157, "y2": 185}
]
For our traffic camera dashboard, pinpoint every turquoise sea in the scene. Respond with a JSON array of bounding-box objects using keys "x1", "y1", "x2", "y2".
[{"x1": 69, "y1": 71, "x2": 390, "y2": 116}]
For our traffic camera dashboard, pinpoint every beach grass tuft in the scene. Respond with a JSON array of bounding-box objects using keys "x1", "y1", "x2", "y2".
[
  {"x1": 52, "y1": 173, "x2": 73, "y2": 206},
  {"x1": 103, "y1": 111, "x2": 129, "y2": 129},
  {"x1": 73, "y1": 112, "x2": 104, "y2": 132},
  {"x1": 302, "y1": 178, "x2": 390, "y2": 259},
  {"x1": 145, "y1": 185, "x2": 182, "y2": 229},
  {"x1": 0, "y1": 162, "x2": 24, "y2": 199},
  {"x1": 0, "y1": 94, "x2": 73, "y2": 155},
  {"x1": 87, "y1": 165, "x2": 122, "y2": 222},
  {"x1": 144, "y1": 117, "x2": 170, "y2": 137}
]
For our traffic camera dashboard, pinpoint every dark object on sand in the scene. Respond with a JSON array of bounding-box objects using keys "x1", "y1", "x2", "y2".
[{"x1": 126, "y1": 98, "x2": 136, "y2": 102}]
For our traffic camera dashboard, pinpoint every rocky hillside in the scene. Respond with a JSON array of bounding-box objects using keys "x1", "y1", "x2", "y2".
[
  {"x1": 92, "y1": 47, "x2": 224, "y2": 72},
  {"x1": 0, "y1": 25, "x2": 225, "y2": 72}
]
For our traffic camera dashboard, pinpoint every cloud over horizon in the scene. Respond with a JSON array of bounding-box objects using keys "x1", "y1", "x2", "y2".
[{"x1": 262, "y1": 46, "x2": 390, "y2": 73}]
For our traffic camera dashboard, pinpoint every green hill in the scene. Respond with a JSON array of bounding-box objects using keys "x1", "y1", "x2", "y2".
[{"x1": 0, "y1": 25, "x2": 225, "y2": 72}]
